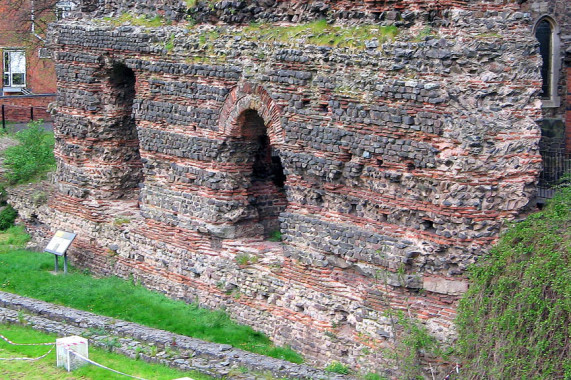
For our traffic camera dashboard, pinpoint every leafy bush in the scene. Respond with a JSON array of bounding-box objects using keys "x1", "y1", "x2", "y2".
[
  {"x1": 268, "y1": 230, "x2": 282, "y2": 242},
  {"x1": 325, "y1": 361, "x2": 350, "y2": 374},
  {"x1": 0, "y1": 205, "x2": 17, "y2": 230},
  {"x1": 457, "y1": 186, "x2": 571, "y2": 379},
  {"x1": 2, "y1": 121, "x2": 56, "y2": 185}
]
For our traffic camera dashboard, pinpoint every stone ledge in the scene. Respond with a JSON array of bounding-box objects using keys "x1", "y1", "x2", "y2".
[{"x1": 0, "y1": 291, "x2": 353, "y2": 379}]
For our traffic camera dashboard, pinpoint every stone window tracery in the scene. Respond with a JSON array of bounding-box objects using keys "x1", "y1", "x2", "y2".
[{"x1": 534, "y1": 16, "x2": 561, "y2": 108}]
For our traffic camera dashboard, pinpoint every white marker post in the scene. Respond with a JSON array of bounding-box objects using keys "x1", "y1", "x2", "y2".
[
  {"x1": 44, "y1": 231, "x2": 76, "y2": 274},
  {"x1": 56, "y1": 336, "x2": 89, "y2": 371}
]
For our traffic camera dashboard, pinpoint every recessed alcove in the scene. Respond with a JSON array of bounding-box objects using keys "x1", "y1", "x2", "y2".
[
  {"x1": 239, "y1": 109, "x2": 287, "y2": 238},
  {"x1": 102, "y1": 62, "x2": 144, "y2": 200}
]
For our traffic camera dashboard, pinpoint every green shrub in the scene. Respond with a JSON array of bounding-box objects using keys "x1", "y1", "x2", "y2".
[
  {"x1": 457, "y1": 186, "x2": 571, "y2": 379},
  {"x1": 325, "y1": 361, "x2": 350, "y2": 374},
  {"x1": 235, "y1": 253, "x2": 258, "y2": 266},
  {"x1": 268, "y1": 230, "x2": 282, "y2": 242},
  {"x1": 2, "y1": 121, "x2": 56, "y2": 185},
  {"x1": 0, "y1": 205, "x2": 17, "y2": 230}
]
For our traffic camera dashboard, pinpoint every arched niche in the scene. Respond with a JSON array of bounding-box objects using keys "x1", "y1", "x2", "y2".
[
  {"x1": 98, "y1": 60, "x2": 144, "y2": 200},
  {"x1": 218, "y1": 83, "x2": 288, "y2": 238}
]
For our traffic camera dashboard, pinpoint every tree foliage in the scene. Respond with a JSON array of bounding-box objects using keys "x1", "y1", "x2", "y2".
[
  {"x1": 2, "y1": 121, "x2": 56, "y2": 185},
  {"x1": 3, "y1": 0, "x2": 60, "y2": 47}
]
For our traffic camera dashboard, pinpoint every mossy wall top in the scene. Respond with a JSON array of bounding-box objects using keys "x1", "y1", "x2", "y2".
[{"x1": 77, "y1": 0, "x2": 529, "y2": 25}]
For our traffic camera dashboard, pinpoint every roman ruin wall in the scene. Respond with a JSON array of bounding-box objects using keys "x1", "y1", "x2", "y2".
[{"x1": 12, "y1": 0, "x2": 546, "y2": 375}]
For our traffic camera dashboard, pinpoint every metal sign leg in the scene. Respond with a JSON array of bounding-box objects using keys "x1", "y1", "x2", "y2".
[{"x1": 55, "y1": 255, "x2": 59, "y2": 273}]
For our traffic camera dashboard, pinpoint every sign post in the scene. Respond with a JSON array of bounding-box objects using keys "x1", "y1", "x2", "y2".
[{"x1": 44, "y1": 231, "x2": 77, "y2": 274}]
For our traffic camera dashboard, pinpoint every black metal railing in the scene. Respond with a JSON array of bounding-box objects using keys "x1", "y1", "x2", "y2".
[
  {"x1": 0, "y1": 104, "x2": 52, "y2": 130},
  {"x1": 538, "y1": 148, "x2": 571, "y2": 200}
]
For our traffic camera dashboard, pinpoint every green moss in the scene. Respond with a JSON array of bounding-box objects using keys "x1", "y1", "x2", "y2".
[
  {"x1": 164, "y1": 34, "x2": 176, "y2": 52},
  {"x1": 475, "y1": 32, "x2": 502, "y2": 39},
  {"x1": 113, "y1": 217, "x2": 131, "y2": 226},
  {"x1": 412, "y1": 26, "x2": 437, "y2": 42},
  {"x1": 243, "y1": 20, "x2": 398, "y2": 49},
  {"x1": 104, "y1": 13, "x2": 166, "y2": 27},
  {"x1": 457, "y1": 186, "x2": 571, "y2": 379}
]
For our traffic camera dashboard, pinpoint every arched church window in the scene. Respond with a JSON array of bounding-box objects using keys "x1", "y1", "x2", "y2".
[{"x1": 534, "y1": 17, "x2": 561, "y2": 107}]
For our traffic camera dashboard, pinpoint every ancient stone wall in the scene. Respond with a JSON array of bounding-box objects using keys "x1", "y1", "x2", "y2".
[{"x1": 31, "y1": 0, "x2": 544, "y2": 374}]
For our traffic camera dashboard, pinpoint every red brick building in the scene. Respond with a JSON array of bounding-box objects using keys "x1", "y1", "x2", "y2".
[{"x1": 0, "y1": 0, "x2": 65, "y2": 122}]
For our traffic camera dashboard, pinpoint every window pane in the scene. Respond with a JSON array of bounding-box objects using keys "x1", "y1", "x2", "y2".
[
  {"x1": 3, "y1": 73, "x2": 9, "y2": 86},
  {"x1": 535, "y1": 20, "x2": 552, "y2": 98},
  {"x1": 12, "y1": 73, "x2": 25, "y2": 85},
  {"x1": 3, "y1": 52, "x2": 8, "y2": 73},
  {"x1": 9, "y1": 51, "x2": 25, "y2": 74}
]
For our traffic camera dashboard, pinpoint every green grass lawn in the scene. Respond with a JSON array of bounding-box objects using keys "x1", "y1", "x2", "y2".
[
  {"x1": 0, "y1": 227, "x2": 303, "y2": 364},
  {"x1": 0, "y1": 324, "x2": 212, "y2": 380}
]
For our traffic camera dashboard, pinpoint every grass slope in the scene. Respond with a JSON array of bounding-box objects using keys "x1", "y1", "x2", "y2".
[
  {"x1": 457, "y1": 186, "x2": 571, "y2": 379},
  {"x1": 0, "y1": 230, "x2": 303, "y2": 364}
]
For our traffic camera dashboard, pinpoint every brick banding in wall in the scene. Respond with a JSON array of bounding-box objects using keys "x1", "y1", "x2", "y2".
[{"x1": 11, "y1": 0, "x2": 568, "y2": 376}]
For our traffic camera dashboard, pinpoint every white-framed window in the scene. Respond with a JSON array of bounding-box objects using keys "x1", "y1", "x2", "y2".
[
  {"x1": 38, "y1": 48, "x2": 52, "y2": 59},
  {"x1": 3, "y1": 50, "x2": 26, "y2": 89},
  {"x1": 56, "y1": 0, "x2": 77, "y2": 20},
  {"x1": 534, "y1": 16, "x2": 561, "y2": 108}
]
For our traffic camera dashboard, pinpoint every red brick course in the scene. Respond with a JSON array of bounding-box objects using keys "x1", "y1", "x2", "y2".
[{"x1": 0, "y1": 95, "x2": 54, "y2": 123}]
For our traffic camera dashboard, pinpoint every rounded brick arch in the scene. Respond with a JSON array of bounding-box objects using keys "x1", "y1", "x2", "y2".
[{"x1": 218, "y1": 82, "x2": 285, "y2": 146}]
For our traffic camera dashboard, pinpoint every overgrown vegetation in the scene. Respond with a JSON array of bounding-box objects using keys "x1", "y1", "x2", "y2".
[
  {"x1": 381, "y1": 311, "x2": 444, "y2": 380},
  {"x1": 0, "y1": 227, "x2": 303, "y2": 364},
  {"x1": 235, "y1": 253, "x2": 258, "y2": 266},
  {"x1": 457, "y1": 186, "x2": 571, "y2": 379},
  {"x1": 0, "y1": 324, "x2": 213, "y2": 379},
  {"x1": 0, "y1": 205, "x2": 17, "y2": 230},
  {"x1": 186, "y1": 19, "x2": 398, "y2": 50},
  {"x1": 0, "y1": 226, "x2": 29, "y2": 252},
  {"x1": 325, "y1": 361, "x2": 351, "y2": 374},
  {"x1": 244, "y1": 19, "x2": 399, "y2": 48},
  {"x1": 2, "y1": 121, "x2": 56, "y2": 185},
  {"x1": 370, "y1": 266, "x2": 447, "y2": 379},
  {"x1": 268, "y1": 230, "x2": 282, "y2": 242},
  {"x1": 103, "y1": 13, "x2": 168, "y2": 27}
]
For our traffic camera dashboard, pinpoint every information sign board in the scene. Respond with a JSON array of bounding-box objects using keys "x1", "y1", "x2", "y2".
[{"x1": 45, "y1": 231, "x2": 76, "y2": 256}]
